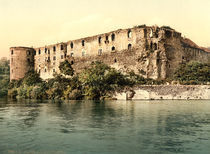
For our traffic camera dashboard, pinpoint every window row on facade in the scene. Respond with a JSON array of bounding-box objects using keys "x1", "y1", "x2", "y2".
[
  {"x1": 36, "y1": 43, "x2": 133, "y2": 64},
  {"x1": 37, "y1": 68, "x2": 56, "y2": 74},
  {"x1": 35, "y1": 29, "x2": 133, "y2": 55},
  {"x1": 69, "y1": 30, "x2": 132, "y2": 49}
]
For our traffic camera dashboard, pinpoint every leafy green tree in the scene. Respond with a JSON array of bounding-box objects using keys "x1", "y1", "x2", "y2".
[
  {"x1": 59, "y1": 60, "x2": 74, "y2": 76},
  {"x1": 0, "y1": 58, "x2": 10, "y2": 97},
  {"x1": 174, "y1": 61, "x2": 210, "y2": 84},
  {"x1": 79, "y1": 61, "x2": 132, "y2": 100},
  {"x1": 0, "y1": 58, "x2": 10, "y2": 75},
  {"x1": 46, "y1": 74, "x2": 73, "y2": 99},
  {"x1": 22, "y1": 70, "x2": 43, "y2": 86}
]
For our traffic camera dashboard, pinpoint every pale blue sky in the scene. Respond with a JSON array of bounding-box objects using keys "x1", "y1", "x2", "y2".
[{"x1": 1, "y1": 0, "x2": 210, "y2": 58}]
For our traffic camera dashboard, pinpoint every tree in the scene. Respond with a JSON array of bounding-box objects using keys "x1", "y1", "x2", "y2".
[
  {"x1": 174, "y1": 61, "x2": 210, "y2": 84},
  {"x1": 22, "y1": 70, "x2": 43, "y2": 86},
  {"x1": 59, "y1": 60, "x2": 74, "y2": 76},
  {"x1": 0, "y1": 58, "x2": 10, "y2": 97},
  {"x1": 79, "y1": 61, "x2": 131, "y2": 99}
]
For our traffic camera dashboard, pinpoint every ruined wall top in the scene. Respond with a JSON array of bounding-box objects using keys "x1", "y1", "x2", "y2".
[
  {"x1": 29, "y1": 25, "x2": 181, "y2": 50},
  {"x1": 10, "y1": 47, "x2": 34, "y2": 50}
]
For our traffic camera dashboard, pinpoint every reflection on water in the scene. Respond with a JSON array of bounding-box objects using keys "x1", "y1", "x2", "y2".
[{"x1": 0, "y1": 98, "x2": 210, "y2": 154}]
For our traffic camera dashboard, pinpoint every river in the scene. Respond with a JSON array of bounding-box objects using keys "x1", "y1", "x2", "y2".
[{"x1": 0, "y1": 98, "x2": 210, "y2": 154}]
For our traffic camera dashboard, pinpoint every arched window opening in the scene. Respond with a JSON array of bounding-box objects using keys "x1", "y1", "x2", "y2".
[
  {"x1": 53, "y1": 56, "x2": 56, "y2": 61},
  {"x1": 114, "y1": 58, "x2": 117, "y2": 63},
  {"x1": 38, "y1": 49, "x2": 41, "y2": 55},
  {"x1": 53, "y1": 46, "x2": 56, "y2": 52},
  {"x1": 71, "y1": 61, "x2": 74, "y2": 65},
  {"x1": 111, "y1": 33, "x2": 115, "y2": 41},
  {"x1": 98, "y1": 37, "x2": 102, "y2": 44},
  {"x1": 27, "y1": 58, "x2": 30, "y2": 63},
  {"x1": 11, "y1": 50, "x2": 14, "y2": 55},
  {"x1": 128, "y1": 44, "x2": 132, "y2": 50},
  {"x1": 150, "y1": 42, "x2": 153, "y2": 50},
  {"x1": 53, "y1": 69, "x2": 55, "y2": 73},
  {"x1": 112, "y1": 46, "x2": 115, "y2": 51},
  {"x1": 47, "y1": 57, "x2": 50, "y2": 62},
  {"x1": 60, "y1": 45, "x2": 64, "y2": 50},
  {"x1": 105, "y1": 35, "x2": 109, "y2": 44},
  {"x1": 70, "y1": 42, "x2": 74, "y2": 49},
  {"x1": 82, "y1": 40, "x2": 85, "y2": 46},
  {"x1": 154, "y1": 43, "x2": 158, "y2": 50},
  {"x1": 45, "y1": 68, "x2": 47, "y2": 72},
  {"x1": 128, "y1": 30, "x2": 132, "y2": 38},
  {"x1": 48, "y1": 49, "x2": 50, "y2": 54},
  {"x1": 45, "y1": 48, "x2": 47, "y2": 54}
]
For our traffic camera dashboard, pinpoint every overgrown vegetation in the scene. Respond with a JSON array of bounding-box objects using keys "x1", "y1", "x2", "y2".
[
  {"x1": 6, "y1": 60, "x2": 210, "y2": 100},
  {"x1": 174, "y1": 61, "x2": 210, "y2": 85},
  {"x1": 59, "y1": 60, "x2": 74, "y2": 76},
  {"x1": 78, "y1": 61, "x2": 133, "y2": 99},
  {"x1": 0, "y1": 58, "x2": 10, "y2": 97},
  {"x1": 8, "y1": 60, "x2": 161, "y2": 100}
]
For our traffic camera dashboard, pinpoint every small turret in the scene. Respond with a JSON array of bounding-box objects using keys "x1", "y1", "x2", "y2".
[{"x1": 10, "y1": 47, "x2": 35, "y2": 81}]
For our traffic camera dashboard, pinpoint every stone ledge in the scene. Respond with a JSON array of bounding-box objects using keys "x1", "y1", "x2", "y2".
[{"x1": 114, "y1": 85, "x2": 210, "y2": 100}]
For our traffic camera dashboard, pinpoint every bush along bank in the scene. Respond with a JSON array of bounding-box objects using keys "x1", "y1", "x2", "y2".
[
  {"x1": 8, "y1": 60, "x2": 210, "y2": 100},
  {"x1": 8, "y1": 60, "x2": 163, "y2": 100},
  {"x1": 174, "y1": 61, "x2": 210, "y2": 85},
  {"x1": 0, "y1": 58, "x2": 10, "y2": 97}
]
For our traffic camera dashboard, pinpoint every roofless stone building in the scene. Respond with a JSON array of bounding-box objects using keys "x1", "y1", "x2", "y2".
[{"x1": 10, "y1": 25, "x2": 210, "y2": 81}]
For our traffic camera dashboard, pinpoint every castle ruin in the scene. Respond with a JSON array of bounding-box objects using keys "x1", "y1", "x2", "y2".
[{"x1": 10, "y1": 25, "x2": 210, "y2": 81}]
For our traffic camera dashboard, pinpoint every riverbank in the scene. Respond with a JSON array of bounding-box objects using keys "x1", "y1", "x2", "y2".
[{"x1": 115, "y1": 85, "x2": 210, "y2": 100}]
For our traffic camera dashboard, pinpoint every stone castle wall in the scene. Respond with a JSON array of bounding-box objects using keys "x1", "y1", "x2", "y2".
[
  {"x1": 10, "y1": 26, "x2": 210, "y2": 81},
  {"x1": 115, "y1": 85, "x2": 210, "y2": 100}
]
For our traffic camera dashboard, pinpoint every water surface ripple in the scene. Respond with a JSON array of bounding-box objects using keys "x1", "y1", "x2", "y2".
[{"x1": 0, "y1": 98, "x2": 210, "y2": 154}]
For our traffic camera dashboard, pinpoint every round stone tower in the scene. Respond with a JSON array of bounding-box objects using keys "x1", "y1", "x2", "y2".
[{"x1": 10, "y1": 47, "x2": 35, "y2": 81}]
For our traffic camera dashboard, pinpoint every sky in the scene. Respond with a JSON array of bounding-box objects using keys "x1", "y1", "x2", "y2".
[{"x1": 0, "y1": 0, "x2": 210, "y2": 58}]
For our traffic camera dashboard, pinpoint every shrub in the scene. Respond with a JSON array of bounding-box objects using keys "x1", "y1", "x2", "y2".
[
  {"x1": 174, "y1": 61, "x2": 210, "y2": 84},
  {"x1": 30, "y1": 85, "x2": 46, "y2": 99},
  {"x1": 59, "y1": 60, "x2": 74, "y2": 76},
  {"x1": 8, "y1": 89, "x2": 18, "y2": 99},
  {"x1": 22, "y1": 70, "x2": 43, "y2": 86},
  {"x1": 79, "y1": 61, "x2": 132, "y2": 100}
]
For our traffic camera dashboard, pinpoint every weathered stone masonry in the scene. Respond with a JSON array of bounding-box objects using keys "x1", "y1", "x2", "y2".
[{"x1": 10, "y1": 25, "x2": 210, "y2": 81}]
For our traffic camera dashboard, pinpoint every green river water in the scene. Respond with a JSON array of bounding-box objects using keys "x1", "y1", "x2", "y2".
[{"x1": 0, "y1": 98, "x2": 210, "y2": 154}]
